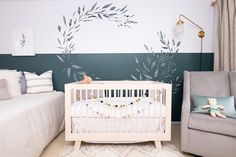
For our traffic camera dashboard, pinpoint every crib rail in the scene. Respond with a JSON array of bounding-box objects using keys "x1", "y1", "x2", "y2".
[{"x1": 65, "y1": 81, "x2": 172, "y2": 142}]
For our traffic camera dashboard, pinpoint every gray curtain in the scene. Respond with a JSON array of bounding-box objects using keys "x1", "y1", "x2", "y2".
[{"x1": 214, "y1": 0, "x2": 236, "y2": 71}]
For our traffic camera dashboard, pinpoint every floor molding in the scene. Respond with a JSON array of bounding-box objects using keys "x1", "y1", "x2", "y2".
[{"x1": 171, "y1": 121, "x2": 181, "y2": 124}]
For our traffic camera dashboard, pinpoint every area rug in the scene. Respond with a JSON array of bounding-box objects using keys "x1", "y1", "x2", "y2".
[{"x1": 59, "y1": 142, "x2": 186, "y2": 157}]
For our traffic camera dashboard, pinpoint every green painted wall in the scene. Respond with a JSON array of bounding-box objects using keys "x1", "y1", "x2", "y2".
[{"x1": 0, "y1": 53, "x2": 214, "y2": 121}]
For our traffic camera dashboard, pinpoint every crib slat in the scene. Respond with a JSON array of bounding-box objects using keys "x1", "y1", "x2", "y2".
[
  {"x1": 74, "y1": 90, "x2": 77, "y2": 103},
  {"x1": 159, "y1": 89, "x2": 163, "y2": 133}
]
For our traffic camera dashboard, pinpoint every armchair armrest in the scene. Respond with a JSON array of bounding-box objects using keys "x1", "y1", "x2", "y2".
[{"x1": 181, "y1": 71, "x2": 191, "y2": 151}]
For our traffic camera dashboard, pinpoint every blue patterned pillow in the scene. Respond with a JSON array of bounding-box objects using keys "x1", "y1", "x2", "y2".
[{"x1": 191, "y1": 94, "x2": 236, "y2": 118}]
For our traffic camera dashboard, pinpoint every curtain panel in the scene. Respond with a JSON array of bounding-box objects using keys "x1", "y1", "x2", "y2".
[{"x1": 215, "y1": 0, "x2": 236, "y2": 71}]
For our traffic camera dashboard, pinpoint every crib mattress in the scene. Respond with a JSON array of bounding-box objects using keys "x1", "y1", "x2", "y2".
[{"x1": 70, "y1": 97, "x2": 166, "y2": 134}]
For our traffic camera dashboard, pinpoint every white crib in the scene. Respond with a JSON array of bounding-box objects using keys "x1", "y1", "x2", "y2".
[{"x1": 65, "y1": 81, "x2": 172, "y2": 150}]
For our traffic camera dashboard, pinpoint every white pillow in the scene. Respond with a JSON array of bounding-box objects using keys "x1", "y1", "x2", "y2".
[
  {"x1": 0, "y1": 70, "x2": 22, "y2": 97},
  {"x1": 24, "y1": 70, "x2": 54, "y2": 94}
]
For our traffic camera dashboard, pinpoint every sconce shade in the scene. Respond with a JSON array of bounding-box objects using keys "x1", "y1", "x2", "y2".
[{"x1": 175, "y1": 22, "x2": 184, "y2": 35}]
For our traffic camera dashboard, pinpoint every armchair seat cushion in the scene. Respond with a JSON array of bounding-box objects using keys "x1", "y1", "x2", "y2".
[{"x1": 188, "y1": 113, "x2": 236, "y2": 137}]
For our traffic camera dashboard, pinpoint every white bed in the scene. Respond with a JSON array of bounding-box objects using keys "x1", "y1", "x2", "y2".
[{"x1": 0, "y1": 91, "x2": 65, "y2": 157}]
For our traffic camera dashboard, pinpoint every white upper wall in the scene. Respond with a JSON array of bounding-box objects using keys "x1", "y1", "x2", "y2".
[{"x1": 0, "y1": 0, "x2": 215, "y2": 54}]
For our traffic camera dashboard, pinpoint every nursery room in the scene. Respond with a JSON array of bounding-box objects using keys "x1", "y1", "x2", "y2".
[{"x1": 0, "y1": 0, "x2": 235, "y2": 157}]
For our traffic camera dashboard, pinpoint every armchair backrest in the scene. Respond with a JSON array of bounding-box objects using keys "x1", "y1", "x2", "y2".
[
  {"x1": 229, "y1": 72, "x2": 236, "y2": 109},
  {"x1": 189, "y1": 71, "x2": 230, "y2": 97}
]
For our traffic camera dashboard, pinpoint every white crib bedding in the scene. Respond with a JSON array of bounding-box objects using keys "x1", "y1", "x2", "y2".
[
  {"x1": 71, "y1": 97, "x2": 166, "y2": 118},
  {"x1": 0, "y1": 91, "x2": 65, "y2": 157},
  {"x1": 71, "y1": 97, "x2": 166, "y2": 134}
]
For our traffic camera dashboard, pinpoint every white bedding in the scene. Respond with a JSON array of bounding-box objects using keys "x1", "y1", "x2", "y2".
[
  {"x1": 71, "y1": 97, "x2": 166, "y2": 134},
  {"x1": 72, "y1": 117, "x2": 165, "y2": 134},
  {"x1": 0, "y1": 91, "x2": 65, "y2": 157}
]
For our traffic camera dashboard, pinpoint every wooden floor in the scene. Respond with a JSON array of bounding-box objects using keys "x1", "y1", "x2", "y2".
[{"x1": 40, "y1": 123, "x2": 195, "y2": 157}]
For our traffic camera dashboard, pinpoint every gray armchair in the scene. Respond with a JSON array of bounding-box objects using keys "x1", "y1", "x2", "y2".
[{"x1": 181, "y1": 71, "x2": 236, "y2": 157}]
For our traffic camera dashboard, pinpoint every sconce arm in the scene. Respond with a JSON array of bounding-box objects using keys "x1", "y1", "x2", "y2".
[{"x1": 179, "y1": 14, "x2": 203, "y2": 31}]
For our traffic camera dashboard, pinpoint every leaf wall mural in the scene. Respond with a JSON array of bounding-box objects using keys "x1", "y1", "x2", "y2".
[
  {"x1": 131, "y1": 31, "x2": 182, "y2": 94},
  {"x1": 56, "y1": 2, "x2": 137, "y2": 81},
  {"x1": 56, "y1": 3, "x2": 181, "y2": 95}
]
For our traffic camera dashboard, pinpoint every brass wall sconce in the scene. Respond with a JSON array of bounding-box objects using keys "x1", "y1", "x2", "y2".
[
  {"x1": 176, "y1": 14, "x2": 205, "y2": 70},
  {"x1": 176, "y1": 14, "x2": 205, "y2": 38}
]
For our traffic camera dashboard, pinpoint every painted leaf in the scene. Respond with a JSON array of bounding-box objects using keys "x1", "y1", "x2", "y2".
[
  {"x1": 98, "y1": 14, "x2": 102, "y2": 19},
  {"x1": 78, "y1": 7, "x2": 81, "y2": 14},
  {"x1": 57, "y1": 25, "x2": 61, "y2": 32},
  {"x1": 90, "y1": 2, "x2": 97, "y2": 11},
  {"x1": 63, "y1": 16, "x2": 66, "y2": 26},
  {"x1": 67, "y1": 68, "x2": 71, "y2": 78},
  {"x1": 129, "y1": 21, "x2": 138, "y2": 24},
  {"x1": 67, "y1": 32, "x2": 72, "y2": 37},
  {"x1": 69, "y1": 19, "x2": 72, "y2": 27},
  {"x1": 85, "y1": 11, "x2": 89, "y2": 15},
  {"x1": 88, "y1": 15, "x2": 97, "y2": 18},
  {"x1": 139, "y1": 74, "x2": 143, "y2": 80},
  {"x1": 67, "y1": 36, "x2": 73, "y2": 41},
  {"x1": 102, "y1": 3, "x2": 112, "y2": 9},
  {"x1": 110, "y1": 7, "x2": 116, "y2": 10},
  {"x1": 154, "y1": 69, "x2": 159, "y2": 78},
  {"x1": 172, "y1": 39, "x2": 175, "y2": 46},
  {"x1": 131, "y1": 75, "x2": 138, "y2": 80},
  {"x1": 109, "y1": 13, "x2": 117, "y2": 16},
  {"x1": 151, "y1": 60, "x2": 157, "y2": 70},
  {"x1": 177, "y1": 41, "x2": 181, "y2": 47},
  {"x1": 160, "y1": 39, "x2": 165, "y2": 45},
  {"x1": 135, "y1": 57, "x2": 139, "y2": 64},
  {"x1": 143, "y1": 74, "x2": 152, "y2": 80},
  {"x1": 57, "y1": 38, "x2": 61, "y2": 45},
  {"x1": 73, "y1": 73, "x2": 78, "y2": 81},
  {"x1": 75, "y1": 24, "x2": 80, "y2": 29},
  {"x1": 75, "y1": 28, "x2": 80, "y2": 33},
  {"x1": 147, "y1": 55, "x2": 151, "y2": 65},
  {"x1": 120, "y1": 5, "x2": 127, "y2": 12},
  {"x1": 56, "y1": 55, "x2": 64, "y2": 63},
  {"x1": 160, "y1": 31, "x2": 163, "y2": 39},
  {"x1": 72, "y1": 65, "x2": 82, "y2": 69},
  {"x1": 83, "y1": 19, "x2": 93, "y2": 22},
  {"x1": 122, "y1": 9, "x2": 128, "y2": 14},
  {"x1": 57, "y1": 47, "x2": 64, "y2": 50},
  {"x1": 162, "y1": 46, "x2": 168, "y2": 49},
  {"x1": 103, "y1": 14, "x2": 109, "y2": 18},
  {"x1": 144, "y1": 44, "x2": 149, "y2": 51},
  {"x1": 142, "y1": 63, "x2": 150, "y2": 72},
  {"x1": 74, "y1": 19, "x2": 77, "y2": 24}
]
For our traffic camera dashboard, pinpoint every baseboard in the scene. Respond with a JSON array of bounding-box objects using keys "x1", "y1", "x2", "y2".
[{"x1": 171, "y1": 121, "x2": 181, "y2": 125}]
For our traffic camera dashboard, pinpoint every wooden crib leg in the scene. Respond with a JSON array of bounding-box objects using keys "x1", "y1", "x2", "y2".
[
  {"x1": 154, "y1": 141, "x2": 162, "y2": 150},
  {"x1": 74, "y1": 141, "x2": 81, "y2": 151}
]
